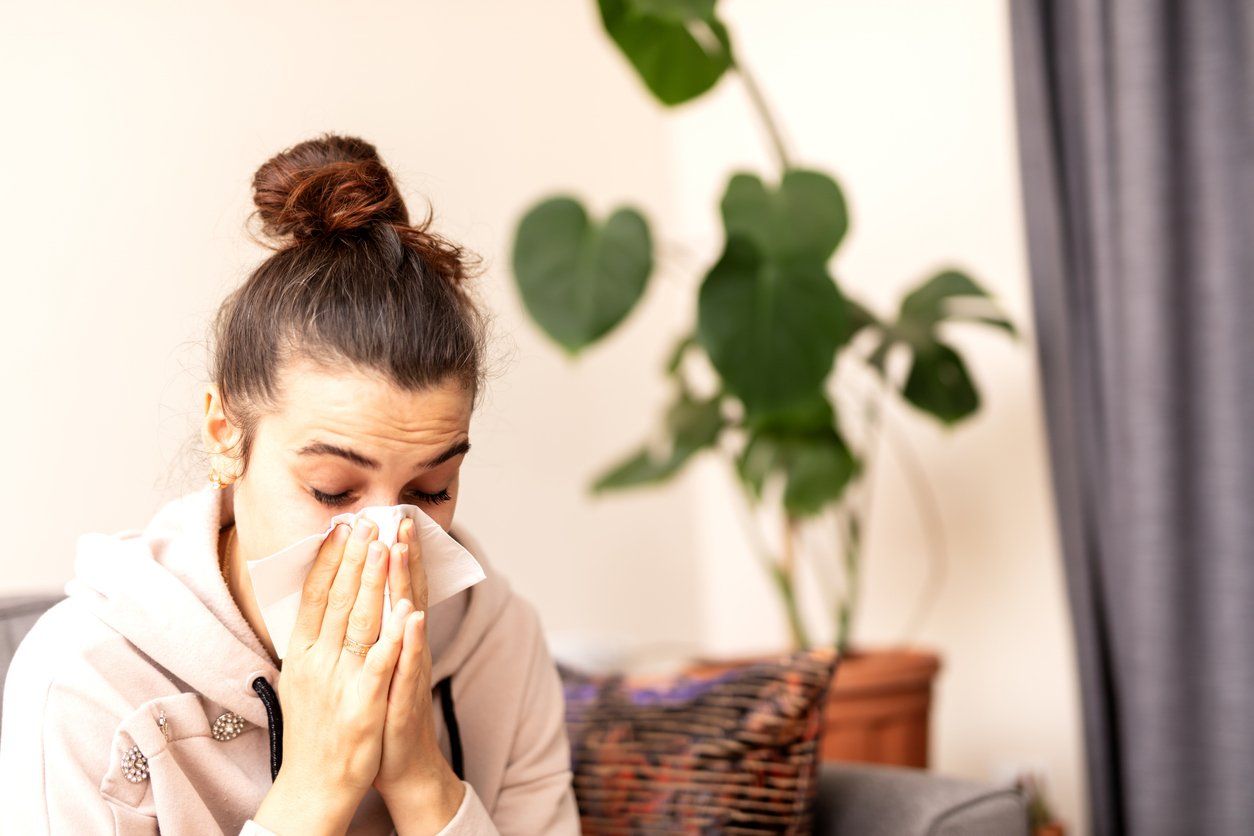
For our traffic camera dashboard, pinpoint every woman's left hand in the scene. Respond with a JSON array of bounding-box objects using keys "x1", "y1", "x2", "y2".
[{"x1": 373, "y1": 518, "x2": 466, "y2": 828}]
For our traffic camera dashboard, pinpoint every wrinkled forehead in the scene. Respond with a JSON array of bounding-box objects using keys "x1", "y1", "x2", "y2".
[{"x1": 262, "y1": 361, "x2": 473, "y2": 460}]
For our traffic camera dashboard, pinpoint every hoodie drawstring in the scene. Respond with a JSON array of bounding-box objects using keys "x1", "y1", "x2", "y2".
[
  {"x1": 251, "y1": 676, "x2": 283, "y2": 781},
  {"x1": 248, "y1": 673, "x2": 464, "y2": 784},
  {"x1": 434, "y1": 674, "x2": 464, "y2": 781}
]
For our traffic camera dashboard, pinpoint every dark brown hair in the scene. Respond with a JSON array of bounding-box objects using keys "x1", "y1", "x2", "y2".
[{"x1": 208, "y1": 133, "x2": 490, "y2": 476}]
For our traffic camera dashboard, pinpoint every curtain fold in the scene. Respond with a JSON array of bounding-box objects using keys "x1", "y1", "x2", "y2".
[{"x1": 1008, "y1": 2, "x2": 1254, "y2": 834}]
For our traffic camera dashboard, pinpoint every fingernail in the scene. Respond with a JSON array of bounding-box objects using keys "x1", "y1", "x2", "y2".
[
  {"x1": 367, "y1": 542, "x2": 384, "y2": 564},
  {"x1": 353, "y1": 519, "x2": 374, "y2": 541}
]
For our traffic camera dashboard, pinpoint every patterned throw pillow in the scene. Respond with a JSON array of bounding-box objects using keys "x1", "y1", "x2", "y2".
[{"x1": 557, "y1": 646, "x2": 839, "y2": 835}]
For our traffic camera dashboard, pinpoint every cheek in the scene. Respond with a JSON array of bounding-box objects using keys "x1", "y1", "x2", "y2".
[
  {"x1": 233, "y1": 462, "x2": 339, "y2": 557},
  {"x1": 424, "y1": 502, "x2": 456, "y2": 532}
]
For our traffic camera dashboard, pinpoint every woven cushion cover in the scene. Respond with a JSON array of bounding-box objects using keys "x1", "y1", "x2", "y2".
[{"x1": 558, "y1": 646, "x2": 839, "y2": 834}]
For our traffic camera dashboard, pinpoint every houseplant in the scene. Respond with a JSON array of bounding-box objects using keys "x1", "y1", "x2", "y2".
[{"x1": 510, "y1": 0, "x2": 1017, "y2": 766}]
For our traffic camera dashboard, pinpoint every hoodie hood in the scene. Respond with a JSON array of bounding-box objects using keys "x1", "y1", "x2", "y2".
[{"x1": 64, "y1": 481, "x2": 501, "y2": 730}]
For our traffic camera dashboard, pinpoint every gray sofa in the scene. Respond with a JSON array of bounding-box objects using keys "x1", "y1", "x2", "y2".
[{"x1": 0, "y1": 595, "x2": 1027, "y2": 834}]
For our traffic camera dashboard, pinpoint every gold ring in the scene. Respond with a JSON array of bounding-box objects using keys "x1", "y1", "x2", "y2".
[{"x1": 342, "y1": 637, "x2": 374, "y2": 657}]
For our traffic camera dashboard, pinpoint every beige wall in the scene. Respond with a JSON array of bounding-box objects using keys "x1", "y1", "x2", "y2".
[{"x1": 1, "y1": 1, "x2": 1085, "y2": 832}]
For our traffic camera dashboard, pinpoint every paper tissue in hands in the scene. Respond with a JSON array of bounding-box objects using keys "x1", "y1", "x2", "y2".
[{"x1": 244, "y1": 504, "x2": 486, "y2": 659}]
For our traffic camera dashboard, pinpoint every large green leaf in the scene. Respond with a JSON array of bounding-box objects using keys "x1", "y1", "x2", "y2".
[
  {"x1": 781, "y1": 432, "x2": 859, "y2": 517},
  {"x1": 737, "y1": 422, "x2": 859, "y2": 517},
  {"x1": 956, "y1": 315, "x2": 1018, "y2": 336},
  {"x1": 720, "y1": 170, "x2": 849, "y2": 262},
  {"x1": 870, "y1": 269, "x2": 1016, "y2": 425},
  {"x1": 666, "y1": 390, "x2": 724, "y2": 450},
  {"x1": 631, "y1": 0, "x2": 716, "y2": 22},
  {"x1": 697, "y1": 235, "x2": 846, "y2": 414},
  {"x1": 900, "y1": 269, "x2": 986, "y2": 319},
  {"x1": 591, "y1": 391, "x2": 724, "y2": 491},
  {"x1": 898, "y1": 269, "x2": 1018, "y2": 342},
  {"x1": 590, "y1": 447, "x2": 682, "y2": 489},
  {"x1": 597, "y1": 0, "x2": 734, "y2": 106},
  {"x1": 512, "y1": 196, "x2": 652, "y2": 354},
  {"x1": 902, "y1": 341, "x2": 979, "y2": 424},
  {"x1": 743, "y1": 390, "x2": 835, "y2": 435}
]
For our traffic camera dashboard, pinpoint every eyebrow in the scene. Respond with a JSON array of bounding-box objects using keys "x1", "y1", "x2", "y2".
[{"x1": 294, "y1": 438, "x2": 471, "y2": 471}]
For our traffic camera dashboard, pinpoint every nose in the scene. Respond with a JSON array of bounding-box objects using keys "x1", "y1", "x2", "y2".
[{"x1": 354, "y1": 489, "x2": 411, "y2": 510}]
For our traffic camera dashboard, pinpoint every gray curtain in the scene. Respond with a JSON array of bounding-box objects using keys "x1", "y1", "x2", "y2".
[{"x1": 1008, "y1": 2, "x2": 1253, "y2": 835}]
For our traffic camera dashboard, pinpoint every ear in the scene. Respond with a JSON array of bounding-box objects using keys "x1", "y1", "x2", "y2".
[{"x1": 202, "y1": 383, "x2": 243, "y2": 477}]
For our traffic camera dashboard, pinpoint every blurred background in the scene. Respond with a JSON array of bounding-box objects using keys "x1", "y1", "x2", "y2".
[{"x1": 6, "y1": 2, "x2": 1247, "y2": 835}]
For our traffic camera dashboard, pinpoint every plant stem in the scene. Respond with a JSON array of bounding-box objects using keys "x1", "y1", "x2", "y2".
[
  {"x1": 804, "y1": 508, "x2": 843, "y2": 626},
  {"x1": 726, "y1": 454, "x2": 781, "y2": 578},
  {"x1": 835, "y1": 374, "x2": 887, "y2": 649},
  {"x1": 726, "y1": 454, "x2": 808, "y2": 649},
  {"x1": 779, "y1": 514, "x2": 810, "y2": 649},
  {"x1": 770, "y1": 559, "x2": 811, "y2": 651},
  {"x1": 835, "y1": 509, "x2": 861, "y2": 655},
  {"x1": 841, "y1": 357, "x2": 949, "y2": 645},
  {"x1": 879, "y1": 406, "x2": 949, "y2": 642},
  {"x1": 780, "y1": 508, "x2": 795, "y2": 577},
  {"x1": 733, "y1": 59, "x2": 793, "y2": 172}
]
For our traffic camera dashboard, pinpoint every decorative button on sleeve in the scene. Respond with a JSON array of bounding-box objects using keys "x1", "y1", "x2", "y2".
[
  {"x1": 119, "y1": 745, "x2": 149, "y2": 783},
  {"x1": 211, "y1": 711, "x2": 248, "y2": 741}
]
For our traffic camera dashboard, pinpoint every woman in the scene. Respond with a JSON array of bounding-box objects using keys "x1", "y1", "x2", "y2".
[{"x1": 0, "y1": 134, "x2": 581, "y2": 835}]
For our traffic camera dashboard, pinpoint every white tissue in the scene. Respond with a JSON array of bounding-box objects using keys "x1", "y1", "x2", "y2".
[{"x1": 243, "y1": 504, "x2": 486, "y2": 659}]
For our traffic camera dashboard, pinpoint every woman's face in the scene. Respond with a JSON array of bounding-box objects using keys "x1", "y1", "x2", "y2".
[{"x1": 205, "y1": 358, "x2": 474, "y2": 563}]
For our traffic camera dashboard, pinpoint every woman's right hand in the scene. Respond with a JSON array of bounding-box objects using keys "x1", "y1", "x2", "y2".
[{"x1": 252, "y1": 517, "x2": 415, "y2": 835}]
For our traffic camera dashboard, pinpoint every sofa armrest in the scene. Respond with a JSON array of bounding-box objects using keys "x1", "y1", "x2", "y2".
[
  {"x1": 0, "y1": 593, "x2": 65, "y2": 728},
  {"x1": 813, "y1": 761, "x2": 1028, "y2": 836}
]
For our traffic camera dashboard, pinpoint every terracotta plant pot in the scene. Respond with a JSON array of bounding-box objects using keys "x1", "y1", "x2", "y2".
[
  {"x1": 821, "y1": 647, "x2": 941, "y2": 768},
  {"x1": 687, "y1": 646, "x2": 941, "y2": 769}
]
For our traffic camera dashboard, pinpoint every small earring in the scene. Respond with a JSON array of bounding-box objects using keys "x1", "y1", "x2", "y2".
[{"x1": 209, "y1": 468, "x2": 231, "y2": 490}]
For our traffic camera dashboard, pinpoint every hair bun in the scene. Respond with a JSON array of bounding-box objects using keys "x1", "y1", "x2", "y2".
[{"x1": 251, "y1": 133, "x2": 409, "y2": 244}]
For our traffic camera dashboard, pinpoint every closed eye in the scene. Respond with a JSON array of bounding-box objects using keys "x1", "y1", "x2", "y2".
[{"x1": 310, "y1": 487, "x2": 452, "y2": 507}]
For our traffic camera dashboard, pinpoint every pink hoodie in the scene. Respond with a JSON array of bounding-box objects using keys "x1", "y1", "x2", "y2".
[{"x1": 0, "y1": 482, "x2": 581, "y2": 835}]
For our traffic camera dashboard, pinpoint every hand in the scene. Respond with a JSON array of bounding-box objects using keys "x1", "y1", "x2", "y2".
[
  {"x1": 374, "y1": 519, "x2": 466, "y2": 829},
  {"x1": 253, "y1": 517, "x2": 408, "y2": 835}
]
